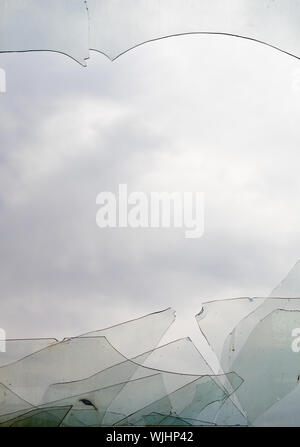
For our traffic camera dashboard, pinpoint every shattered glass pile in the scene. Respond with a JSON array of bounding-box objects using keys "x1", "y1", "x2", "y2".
[
  {"x1": 2, "y1": 261, "x2": 300, "y2": 427},
  {"x1": 1, "y1": 0, "x2": 300, "y2": 65},
  {"x1": 0, "y1": 308, "x2": 245, "y2": 427}
]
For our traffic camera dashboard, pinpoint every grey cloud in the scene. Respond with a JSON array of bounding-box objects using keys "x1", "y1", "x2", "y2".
[{"x1": 0, "y1": 34, "x2": 299, "y2": 348}]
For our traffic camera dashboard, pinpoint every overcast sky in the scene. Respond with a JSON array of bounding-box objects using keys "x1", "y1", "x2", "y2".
[{"x1": 0, "y1": 34, "x2": 300, "y2": 349}]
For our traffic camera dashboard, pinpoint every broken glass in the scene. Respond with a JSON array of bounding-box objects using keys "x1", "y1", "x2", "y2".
[
  {"x1": 1, "y1": 0, "x2": 300, "y2": 64},
  {"x1": 0, "y1": 338, "x2": 58, "y2": 368},
  {"x1": 0, "y1": 307, "x2": 245, "y2": 426},
  {"x1": 0, "y1": 406, "x2": 72, "y2": 427},
  {"x1": 270, "y1": 260, "x2": 300, "y2": 297},
  {"x1": 197, "y1": 294, "x2": 300, "y2": 425},
  {"x1": 0, "y1": 0, "x2": 89, "y2": 65},
  {"x1": 114, "y1": 372, "x2": 243, "y2": 426},
  {"x1": 0, "y1": 308, "x2": 174, "y2": 406},
  {"x1": 79, "y1": 307, "x2": 175, "y2": 359},
  {"x1": 2, "y1": 295, "x2": 300, "y2": 426}
]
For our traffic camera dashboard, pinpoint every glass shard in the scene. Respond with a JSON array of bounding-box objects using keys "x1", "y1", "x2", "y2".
[
  {"x1": 270, "y1": 260, "x2": 300, "y2": 297},
  {"x1": 0, "y1": 309, "x2": 246, "y2": 426},
  {"x1": 197, "y1": 296, "x2": 300, "y2": 425},
  {"x1": 0, "y1": 0, "x2": 89, "y2": 65},
  {"x1": 1, "y1": 1, "x2": 300, "y2": 64}
]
